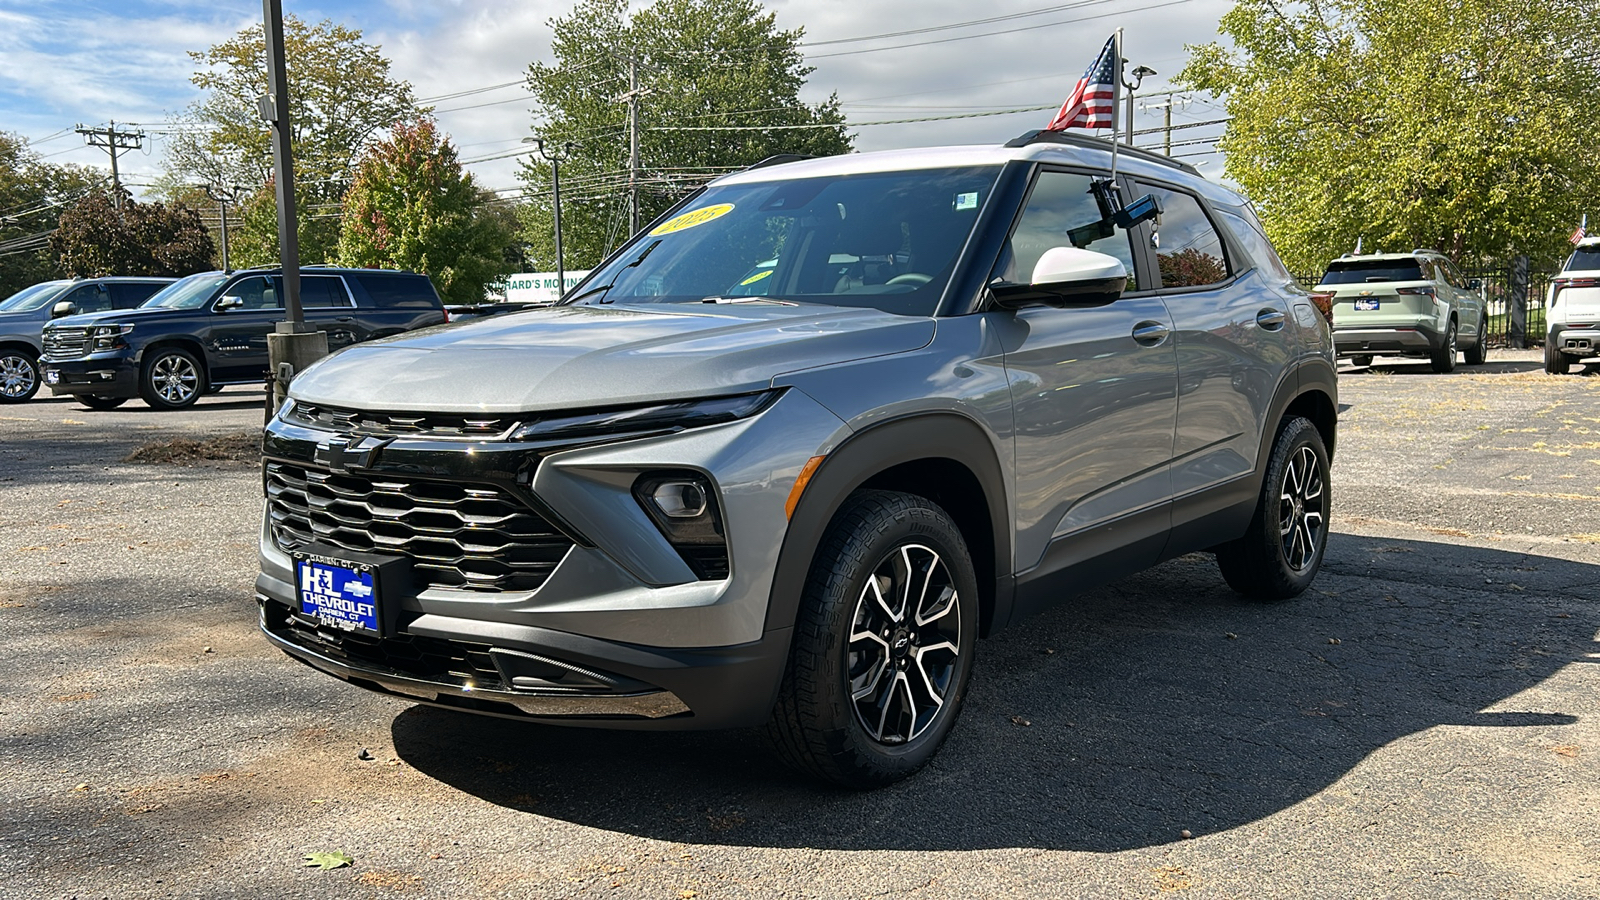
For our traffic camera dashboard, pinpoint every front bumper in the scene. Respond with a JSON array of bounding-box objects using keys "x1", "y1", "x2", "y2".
[
  {"x1": 43, "y1": 353, "x2": 139, "y2": 397},
  {"x1": 1548, "y1": 323, "x2": 1600, "y2": 359},
  {"x1": 1332, "y1": 323, "x2": 1448, "y2": 356}
]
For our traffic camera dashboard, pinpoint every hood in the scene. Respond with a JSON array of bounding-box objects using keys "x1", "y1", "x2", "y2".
[
  {"x1": 289, "y1": 302, "x2": 935, "y2": 413},
  {"x1": 47, "y1": 307, "x2": 190, "y2": 329},
  {"x1": 0, "y1": 308, "x2": 47, "y2": 329}
]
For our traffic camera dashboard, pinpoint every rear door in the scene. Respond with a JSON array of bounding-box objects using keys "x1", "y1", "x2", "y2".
[
  {"x1": 299, "y1": 275, "x2": 363, "y2": 349},
  {"x1": 348, "y1": 272, "x2": 445, "y2": 336}
]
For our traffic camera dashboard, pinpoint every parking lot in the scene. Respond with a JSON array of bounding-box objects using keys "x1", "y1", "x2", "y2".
[{"x1": 2, "y1": 355, "x2": 1597, "y2": 899}]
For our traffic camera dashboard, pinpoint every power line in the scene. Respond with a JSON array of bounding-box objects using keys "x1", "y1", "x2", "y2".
[
  {"x1": 652, "y1": 105, "x2": 1055, "y2": 130},
  {"x1": 809, "y1": 0, "x2": 1191, "y2": 59},
  {"x1": 804, "y1": 0, "x2": 1126, "y2": 47}
]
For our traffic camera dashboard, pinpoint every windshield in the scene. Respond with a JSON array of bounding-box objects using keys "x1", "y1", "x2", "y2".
[
  {"x1": 1563, "y1": 246, "x2": 1600, "y2": 273},
  {"x1": 570, "y1": 166, "x2": 1001, "y2": 317},
  {"x1": 142, "y1": 273, "x2": 230, "y2": 309},
  {"x1": 1319, "y1": 259, "x2": 1425, "y2": 285},
  {"x1": 0, "y1": 280, "x2": 71, "y2": 312}
]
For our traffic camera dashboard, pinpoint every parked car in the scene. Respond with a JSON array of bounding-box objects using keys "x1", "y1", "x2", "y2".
[
  {"x1": 41, "y1": 267, "x2": 445, "y2": 410},
  {"x1": 0, "y1": 276, "x2": 175, "y2": 403},
  {"x1": 1316, "y1": 250, "x2": 1487, "y2": 372},
  {"x1": 1544, "y1": 236, "x2": 1600, "y2": 374},
  {"x1": 256, "y1": 133, "x2": 1337, "y2": 787}
]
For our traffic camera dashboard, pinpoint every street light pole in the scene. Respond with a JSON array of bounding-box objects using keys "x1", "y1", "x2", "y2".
[
  {"x1": 526, "y1": 138, "x2": 575, "y2": 294},
  {"x1": 204, "y1": 183, "x2": 241, "y2": 272},
  {"x1": 1124, "y1": 65, "x2": 1157, "y2": 145}
]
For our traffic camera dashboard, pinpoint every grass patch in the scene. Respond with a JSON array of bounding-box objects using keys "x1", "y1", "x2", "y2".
[{"x1": 123, "y1": 431, "x2": 261, "y2": 465}]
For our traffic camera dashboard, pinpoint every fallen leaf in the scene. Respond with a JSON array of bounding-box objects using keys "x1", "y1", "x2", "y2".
[
  {"x1": 1327, "y1": 638, "x2": 1341, "y2": 645},
  {"x1": 1010, "y1": 715, "x2": 1032, "y2": 727},
  {"x1": 1553, "y1": 745, "x2": 1579, "y2": 758},
  {"x1": 303, "y1": 851, "x2": 354, "y2": 870}
]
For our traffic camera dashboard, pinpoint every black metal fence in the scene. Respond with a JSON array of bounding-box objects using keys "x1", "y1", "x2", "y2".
[{"x1": 1294, "y1": 257, "x2": 1556, "y2": 348}]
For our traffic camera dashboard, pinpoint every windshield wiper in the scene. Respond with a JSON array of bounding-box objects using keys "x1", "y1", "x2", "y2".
[{"x1": 564, "y1": 239, "x2": 664, "y2": 305}]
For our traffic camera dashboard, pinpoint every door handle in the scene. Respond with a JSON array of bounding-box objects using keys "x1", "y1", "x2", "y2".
[
  {"x1": 1131, "y1": 321, "x2": 1170, "y2": 345},
  {"x1": 1256, "y1": 308, "x2": 1286, "y2": 330},
  {"x1": 336, "y1": 316, "x2": 354, "y2": 322}
]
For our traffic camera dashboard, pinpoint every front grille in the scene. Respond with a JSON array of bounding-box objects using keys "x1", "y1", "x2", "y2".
[
  {"x1": 266, "y1": 461, "x2": 571, "y2": 593},
  {"x1": 284, "y1": 402, "x2": 519, "y2": 440},
  {"x1": 267, "y1": 603, "x2": 504, "y2": 689},
  {"x1": 42, "y1": 328, "x2": 90, "y2": 361}
]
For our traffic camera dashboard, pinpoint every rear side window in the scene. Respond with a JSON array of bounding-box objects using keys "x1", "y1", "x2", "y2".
[
  {"x1": 1564, "y1": 246, "x2": 1600, "y2": 273},
  {"x1": 110, "y1": 282, "x2": 166, "y2": 308},
  {"x1": 1140, "y1": 185, "x2": 1231, "y2": 289},
  {"x1": 352, "y1": 273, "x2": 440, "y2": 309},
  {"x1": 300, "y1": 276, "x2": 352, "y2": 308},
  {"x1": 1319, "y1": 259, "x2": 1424, "y2": 285}
]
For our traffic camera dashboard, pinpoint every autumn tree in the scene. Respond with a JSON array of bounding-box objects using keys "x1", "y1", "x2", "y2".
[
  {"x1": 0, "y1": 134, "x2": 98, "y2": 296},
  {"x1": 1181, "y1": 0, "x2": 1600, "y2": 272},
  {"x1": 51, "y1": 190, "x2": 215, "y2": 278},
  {"x1": 164, "y1": 15, "x2": 416, "y2": 263},
  {"x1": 338, "y1": 119, "x2": 516, "y2": 305},
  {"x1": 518, "y1": 0, "x2": 852, "y2": 269}
]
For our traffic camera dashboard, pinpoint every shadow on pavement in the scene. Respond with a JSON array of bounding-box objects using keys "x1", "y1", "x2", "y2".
[{"x1": 392, "y1": 534, "x2": 1595, "y2": 852}]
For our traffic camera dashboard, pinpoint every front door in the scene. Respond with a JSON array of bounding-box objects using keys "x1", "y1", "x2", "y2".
[
  {"x1": 205, "y1": 275, "x2": 281, "y2": 382},
  {"x1": 995, "y1": 168, "x2": 1178, "y2": 580}
]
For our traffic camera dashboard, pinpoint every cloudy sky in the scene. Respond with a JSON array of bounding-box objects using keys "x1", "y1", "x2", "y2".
[{"x1": 0, "y1": 0, "x2": 1234, "y2": 198}]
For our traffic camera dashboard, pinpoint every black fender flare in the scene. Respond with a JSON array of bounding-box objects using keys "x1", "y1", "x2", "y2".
[{"x1": 762, "y1": 412, "x2": 1013, "y2": 635}]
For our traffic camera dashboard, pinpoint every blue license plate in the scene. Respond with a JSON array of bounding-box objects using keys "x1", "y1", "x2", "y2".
[
  {"x1": 45, "y1": 370, "x2": 59, "y2": 385},
  {"x1": 1354, "y1": 298, "x2": 1380, "y2": 311},
  {"x1": 297, "y1": 558, "x2": 379, "y2": 634}
]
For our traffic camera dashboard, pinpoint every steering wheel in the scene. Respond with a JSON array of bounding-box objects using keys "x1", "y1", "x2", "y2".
[{"x1": 886, "y1": 273, "x2": 933, "y2": 287}]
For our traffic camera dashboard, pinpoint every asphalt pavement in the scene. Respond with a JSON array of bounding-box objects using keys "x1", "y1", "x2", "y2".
[{"x1": 1, "y1": 358, "x2": 1597, "y2": 899}]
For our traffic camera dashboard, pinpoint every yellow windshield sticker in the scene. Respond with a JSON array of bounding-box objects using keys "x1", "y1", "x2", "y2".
[
  {"x1": 739, "y1": 269, "x2": 774, "y2": 286},
  {"x1": 649, "y1": 203, "x2": 735, "y2": 236}
]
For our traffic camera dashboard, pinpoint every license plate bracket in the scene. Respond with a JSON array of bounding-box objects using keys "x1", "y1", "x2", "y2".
[{"x1": 292, "y1": 548, "x2": 411, "y2": 637}]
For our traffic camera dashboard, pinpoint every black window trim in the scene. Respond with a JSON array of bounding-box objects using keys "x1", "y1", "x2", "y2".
[{"x1": 1131, "y1": 178, "x2": 1248, "y2": 296}]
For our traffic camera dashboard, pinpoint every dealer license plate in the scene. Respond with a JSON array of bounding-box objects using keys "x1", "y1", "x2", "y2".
[
  {"x1": 1354, "y1": 298, "x2": 1380, "y2": 311},
  {"x1": 296, "y1": 558, "x2": 380, "y2": 634},
  {"x1": 45, "y1": 370, "x2": 59, "y2": 385}
]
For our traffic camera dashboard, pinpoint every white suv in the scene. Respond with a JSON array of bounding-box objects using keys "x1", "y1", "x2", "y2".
[{"x1": 1545, "y1": 236, "x2": 1600, "y2": 374}]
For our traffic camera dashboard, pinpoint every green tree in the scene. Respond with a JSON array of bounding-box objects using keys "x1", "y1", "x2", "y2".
[
  {"x1": 518, "y1": 0, "x2": 852, "y2": 269},
  {"x1": 51, "y1": 190, "x2": 215, "y2": 278},
  {"x1": 0, "y1": 134, "x2": 98, "y2": 297},
  {"x1": 338, "y1": 118, "x2": 516, "y2": 305},
  {"x1": 164, "y1": 15, "x2": 417, "y2": 263},
  {"x1": 1181, "y1": 0, "x2": 1600, "y2": 271},
  {"x1": 226, "y1": 180, "x2": 342, "y2": 269}
]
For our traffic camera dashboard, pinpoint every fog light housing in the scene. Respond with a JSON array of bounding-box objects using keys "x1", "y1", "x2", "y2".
[{"x1": 633, "y1": 472, "x2": 729, "y2": 580}]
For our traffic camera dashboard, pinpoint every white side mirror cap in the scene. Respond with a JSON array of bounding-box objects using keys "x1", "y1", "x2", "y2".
[{"x1": 1031, "y1": 247, "x2": 1127, "y2": 287}]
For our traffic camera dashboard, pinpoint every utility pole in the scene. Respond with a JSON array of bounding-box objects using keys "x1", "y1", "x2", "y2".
[
  {"x1": 612, "y1": 55, "x2": 649, "y2": 236},
  {"x1": 258, "y1": 0, "x2": 326, "y2": 416},
  {"x1": 1138, "y1": 92, "x2": 1192, "y2": 155},
  {"x1": 527, "y1": 138, "x2": 575, "y2": 292},
  {"x1": 204, "y1": 183, "x2": 242, "y2": 272},
  {"x1": 75, "y1": 121, "x2": 145, "y2": 211}
]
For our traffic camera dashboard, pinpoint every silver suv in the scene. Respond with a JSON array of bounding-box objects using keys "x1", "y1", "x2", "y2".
[
  {"x1": 1317, "y1": 250, "x2": 1488, "y2": 372},
  {"x1": 257, "y1": 133, "x2": 1338, "y2": 787}
]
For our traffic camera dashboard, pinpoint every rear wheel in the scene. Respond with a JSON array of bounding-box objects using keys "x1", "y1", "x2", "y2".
[
  {"x1": 1545, "y1": 339, "x2": 1571, "y2": 375},
  {"x1": 139, "y1": 347, "x2": 205, "y2": 410},
  {"x1": 0, "y1": 349, "x2": 40, "y2": 403},
  {"x1": 1464, "y1": 319, "x2": 1488, "y2": 365},
  {"x1": 766, "y1": 490, "x2": 979, "y2": 788},
  {"x1": 76, "y1": 394, "x2": 129, "y2": 411},
  {"x1": 1216, "y1": 416, "x2": 1330, "y2": 600},
  {"x1": 1430, "y1": 320, "x2": 1458, "y2": 373}
]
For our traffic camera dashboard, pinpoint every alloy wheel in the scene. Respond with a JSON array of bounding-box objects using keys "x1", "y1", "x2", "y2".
[
  {"x1": 0, "y1": 353, "x2": 37, "y2": 400},
  {"x1": 152, "y1": 354, "x2": 198, "y2": 404},
  {"x1": 846, "y1": 543, "x2": 962, "y2": 745},
  {"x1": 1278, "y1": 445, "x2": 1326, "y2": 572}
]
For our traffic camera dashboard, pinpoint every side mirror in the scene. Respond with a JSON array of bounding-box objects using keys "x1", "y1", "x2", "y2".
[
  {"x1": 990, "y1": 247, "x2": 1129, "y2": 309},
  {"x1": 215, "y1": 296, "x2": 244, "y2": 312},
  {"x1": 1468, "y1": 278, "x2": 1482, "y2": 291},
  {"x1": 51, "y1": 300, "x2": 77, "y2": 319}
]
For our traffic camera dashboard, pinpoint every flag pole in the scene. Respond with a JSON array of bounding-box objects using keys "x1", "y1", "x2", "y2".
[{"x1": 1110, "y1": 28, "x2": 1123, "y2": 179}]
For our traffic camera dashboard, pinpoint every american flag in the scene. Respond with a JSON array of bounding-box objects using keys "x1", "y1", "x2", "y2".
[
  {"x1": 1046, "y1": 35, "x2": 1119, "y2": 132},
  {"x1": 1572, "y1": 224, "x2": 1588, "y2": 245}
]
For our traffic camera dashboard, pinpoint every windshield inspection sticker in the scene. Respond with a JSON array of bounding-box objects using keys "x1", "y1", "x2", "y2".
[
  {"x1": 650, "y1": 203, "x2": 735, "y2": 236},
  {"x1": 954, "y1": 192, "x2": 979, "y2": 211},
  {"x1": 740, "y1": 269, "x2": 774, "y2": 286}
]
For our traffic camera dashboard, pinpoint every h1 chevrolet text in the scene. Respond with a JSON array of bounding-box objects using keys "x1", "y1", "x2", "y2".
[{"x1": 257, "y1": 133, "x2": 1337, "y2": 787}]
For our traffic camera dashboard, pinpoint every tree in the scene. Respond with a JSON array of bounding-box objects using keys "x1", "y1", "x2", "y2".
[
  {"x1": 338, "y1": 119, "x2": 517, "y2": 305},
  {"x1": 226, "y1": 180, "x2": 341, "y2": 269},
  {"x1": 164, "y1": 15, "x2": 417, "y2": 263},
  {"x1": 51, "y1": 190, "x2": 215, "y2": 278},
  {"x1": 1180, "y1": 0, "x2": 1600, "y2": 272},
  {"x1": 0, "y1": 134, "x2": 98, "y2": 297},
  {"x1": 518, "y1": 0, "x2": 852, "y2": 269}
]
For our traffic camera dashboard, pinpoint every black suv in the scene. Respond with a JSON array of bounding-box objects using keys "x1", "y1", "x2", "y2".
[
  {"x1": 42, "y1": 268, "x2": 444, "y2": 410},
  {"x1": 0, "y1": 277, "x2": 174, "y2": 403}
]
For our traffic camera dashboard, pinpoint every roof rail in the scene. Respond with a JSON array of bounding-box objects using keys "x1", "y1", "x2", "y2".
[
  {"x1": 1003, "y1": 130, "x2": 1200, "y2": 175},
  {"x1": 745, "y1": 154, "x2": 815, "y2": 171}
]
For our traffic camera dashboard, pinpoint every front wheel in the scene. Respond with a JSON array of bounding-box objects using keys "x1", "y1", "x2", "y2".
[
  {"x1": 1430, "y1": 320, "x2": 1458, "y2": 373},
  {"x1": 76, "y1": 394, "x2": 129, "y2": 411},
  {"x1": 1545, "y1": 339, "x2": 1571, "y2": 375},
  {"x1": 1215, "y1": 416, "x2": 1330, "y2": 600},
  {"x1": 0, "y1": 349, "x2": 40, "y2": 403},
  {"x1": 139, "y1": 347, "x2": 205, "y2": 410},
  {"x1": 766, "y1": 490, "x2": 979, "y2": 788}
]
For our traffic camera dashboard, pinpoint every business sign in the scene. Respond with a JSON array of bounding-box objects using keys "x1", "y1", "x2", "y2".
[{"x1": 501, "y1": 271, "x2": 591, "y2": 306}]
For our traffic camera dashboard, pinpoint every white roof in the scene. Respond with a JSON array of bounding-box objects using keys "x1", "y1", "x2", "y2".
[{"x1": 1577, "y1": 235, "x2": 1600, "y2": 249}]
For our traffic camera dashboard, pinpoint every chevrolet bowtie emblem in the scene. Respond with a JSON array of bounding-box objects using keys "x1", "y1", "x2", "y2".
[{"x1": 315, "y1": 435, "x2": 391, "y2": 473}]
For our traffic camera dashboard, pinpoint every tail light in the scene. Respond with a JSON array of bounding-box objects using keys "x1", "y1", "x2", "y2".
[
  {"x1": 1396, "y1": 286, "x2": 1436, "y2": 297},
  {"x1": 1308, "y1": 292, "x2": 1334, "y2": 324}
]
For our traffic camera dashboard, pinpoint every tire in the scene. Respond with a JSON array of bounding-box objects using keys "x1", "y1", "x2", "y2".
[
  {"x1": 0, "y1": 349, "x2": 40, "y2": 403},
  {"x1": 766, "y1": 490, "x2": 980, "y2": 788},
  {"x1": 1349, "y1": 355, "x2": 1373, "y2": 368},
  {"x1": 1545, "y1": 339, "x2": 1570, "y2": 375},
  {"x1": 1463, "y1": 319, "x2": 1488, "y2": 365},
  {"x1": 1215, "y1": 416, "x2": 1330, "y2": 601},
  {"x1": 138, "y1": 347, "x2": 205, "y2": 410},
  {"x1": 76, "y1": 394, "x2": 129, "y2": 411},
  {"x1": 1429, "y1": 319, "x2": 1458, "y2": 373}
]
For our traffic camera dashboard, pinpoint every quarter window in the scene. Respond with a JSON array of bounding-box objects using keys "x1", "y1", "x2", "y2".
[
  {"x1": 1002, "y1": 170, "x2": 1139, "y2": 291},
  {"x1": 1142, "y1": 186, "x2": 1231, "y2": 289}
]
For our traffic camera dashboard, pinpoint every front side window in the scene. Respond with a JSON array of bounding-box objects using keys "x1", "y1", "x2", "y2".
[
  {"x1": 59, "y1": 283, "x2": 112, "y2": 314},
  {"x1": 219, "y1": 276, "x2": 280, "y2": 311},
  {"x1": 1001, "y1": 170, "x2": 1139, "y2": 291},
  {"x1": 1141, "y1": 185, "x2": 1230, "y2": 289},
  {"x1": 571, "y1": 166, "x2": 1001, "y2": 317}
]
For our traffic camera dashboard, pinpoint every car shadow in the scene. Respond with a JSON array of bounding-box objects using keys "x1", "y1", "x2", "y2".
[
  {"x1": 391, "y1": 534, "x2": 1594, "y2": 852},
  {"x1": 1342, "y1": 358, "x2": 1549, "y2": 376}
]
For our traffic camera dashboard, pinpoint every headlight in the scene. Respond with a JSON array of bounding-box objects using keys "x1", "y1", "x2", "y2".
[
  {"x1": 91, "y1": 324, "x2": 134, "y2": 351},
  {"x1": 508, "y1": 390, "x2": 779, "y2": 442}
]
